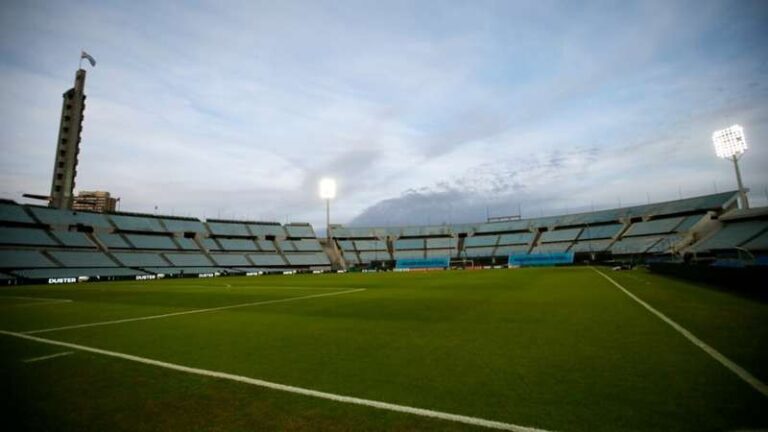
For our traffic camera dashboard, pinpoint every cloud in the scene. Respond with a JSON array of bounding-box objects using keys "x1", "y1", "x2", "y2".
[{"x1": 1, "y1": 0, "x2": 767, "y2": 231}]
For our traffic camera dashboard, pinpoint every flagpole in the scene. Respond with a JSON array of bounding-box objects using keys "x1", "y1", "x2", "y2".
[{"x1": 79, "y1": 50, "x2": 83, "y2": 69}]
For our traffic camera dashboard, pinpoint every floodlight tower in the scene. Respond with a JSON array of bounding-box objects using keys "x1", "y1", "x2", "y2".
[
  {"x1": 713, "y1": 125, "x2": 749, "y2": 209},
  {"x1": 319, "y1": 178, "x2": 337, "y2": 241}
]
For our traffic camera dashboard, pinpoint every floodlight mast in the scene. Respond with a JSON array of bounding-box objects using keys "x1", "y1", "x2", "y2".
[
  {"x1": 713, "y1": 125, "x2": 749, "y2": 209},
  {"x1": 319, "y1": 178, "x2": 337, "y2": 241}
]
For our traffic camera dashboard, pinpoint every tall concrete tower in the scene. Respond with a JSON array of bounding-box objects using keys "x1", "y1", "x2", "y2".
[{"x1": 49, "y1": 68, "x2": 87, "y2": 209}]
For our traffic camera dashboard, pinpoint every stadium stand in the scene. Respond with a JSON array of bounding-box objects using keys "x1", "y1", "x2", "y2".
[
  {"x1": 217, "y1": 238, "x2": 259, "y2": 251},
  {"x1": 163, "y1": 253, "x2": 214, "y2": 267},
  {"x1": 110, "y1": 214, "x2": 166, "y2": 232},
  {"x1": 95, "y1": 233, "x2": 132, "y2": 249},
  {"x1": 247, "y1": 223, "x2": 285, "y2": 238},
  {"x1": 332, "y1": 191, "x2": 745, "y2": 266},
  {"x1": 0, "y1": 202, "x2": 36, "y2": 224},
  {"x1": 0, "y1": 199, "x2": 329, "y2": 282},
  {"x1": 113, "y1": 252, "x2": 169, "y2": 267},
  {"x1": 124, "y1": 234, "x2": 178, "y2": 250},
  {"x1": 0, "y1": 250, "x2": 57, "y2": 268},
  {"x1": 27, "y1": 205, "x2": 112, "y2": 228},
  {"x1": 1, "y1": 191, "x2": 763, "y2": 281},
  {"x1": 48, "y1": 251, "x2": 117, "y2": 267},
  {"x1": 0, "y1": 227, "x2": 58, "y2": 246},
  {"x1": 51, "y1": 231, "x2": 94, "y2": 248}
]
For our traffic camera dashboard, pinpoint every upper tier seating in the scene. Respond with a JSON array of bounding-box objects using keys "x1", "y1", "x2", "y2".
[
  {"x1": 51, "y1": 231, "x2": 94, "y2": 248},
  {"x1": 0, "y1": 202, "x2": 35, "y2": 224},
  {"x1": 125, "y1": 234, "x2": 178, "y2": 250},
  {"x1": 284, "y1": 224, "x2": 315, "y2": 238},
  {"x1": 692, "y1": 221, "x2": 767, "y2": 252},
  {"x1": 207, "y1": 222, "x2": 250, "y2": 236},
  {"x1": 110, "y1": 214, "x2": 165, "y2": 232},
  {"x1": 160, "y1": 218, "x2": 207, "y2": 233},
  {"x1": 28, "y1": 206, "x2": 112, "y2": 228},
  {"x1": 0, "y1": 227, "x2": 58, "y2": 246}
]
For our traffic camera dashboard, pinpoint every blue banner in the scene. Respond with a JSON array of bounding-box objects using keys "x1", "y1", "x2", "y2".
[
  {"x1": 508, "y1": 252, "x2": 574, "y2": 267},
  {"x1": 396, "y1": 257, "x2": 450, "y2": 269}
]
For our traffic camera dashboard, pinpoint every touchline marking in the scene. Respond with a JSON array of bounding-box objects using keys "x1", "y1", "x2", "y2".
[
  {"x1": 0, "y1": 330, "x2": 550, "y2": 432},
  {"x1": 22, "y1": 351, "x2": 74, "y2": 363},
  {"x1": 24, "y1": 288, "x2": 366, "y2": 335},
  {"x1": 592, "y1": 267, "x2": 768, "y2": 398}
]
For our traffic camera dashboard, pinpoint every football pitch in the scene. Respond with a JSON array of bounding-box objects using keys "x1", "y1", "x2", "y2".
[{"x1": 1, "y1": 267, "x2": 766, "y2": 431}]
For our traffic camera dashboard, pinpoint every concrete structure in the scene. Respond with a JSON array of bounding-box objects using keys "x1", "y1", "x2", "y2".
[
  {"x1": 49, "y1": 69, "x2": 87, "y2": 209},
  {"x1": 72, "y1": 191, "x2": 117, "y2": 213}
]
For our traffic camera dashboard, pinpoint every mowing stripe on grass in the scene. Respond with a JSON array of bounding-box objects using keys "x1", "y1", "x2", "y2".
[
  {"x1": 23, "y1": 288, "x2": 366, "y2": 335},
  {"x1": 592, "y1": 267, "x2": 768, "y2": 398},
  {"x1": 0, "y1": 295, "x2": 73, "y2": 307},
  {"x1": 22, "y1": 351, "x2": 74, "y2": 363},
  {"x1": 0, "y1": 329, "x2": 550, "y2": 432}
]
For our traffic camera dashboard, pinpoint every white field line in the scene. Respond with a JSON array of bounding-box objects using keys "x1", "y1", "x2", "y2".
[
  {"x1": 186, "y1": 285, "x2": 346, "y2": 290},
  {"x1": 24, "y1": 288, "x2": 366, "y2": 335},
  {"x1": 0, "y1": 330, "x2": 550, "y2": 432},
  {"x1": 592, "y1": 267, "x2": 768, "y2": 398},
  {"x1": 22, "y1": 351, "x2": 74, "y2": 363}
]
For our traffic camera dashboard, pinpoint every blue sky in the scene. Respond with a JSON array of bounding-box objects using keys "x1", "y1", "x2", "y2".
[{"x1": 1, "y1": 0, "x2": 767, "y2": 229}]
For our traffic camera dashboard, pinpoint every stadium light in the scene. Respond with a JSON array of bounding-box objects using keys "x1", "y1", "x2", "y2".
[
  {"x1": 712, "y1": 125, "x2": 749, "y2": 209},
  {"x1": 319, "y1": 178, "x2": 336, "y2": 241}
]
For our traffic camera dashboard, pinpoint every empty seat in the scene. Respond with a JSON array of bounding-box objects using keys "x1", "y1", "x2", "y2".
[
  {"x1": 359, "y1": 250, "x2": 391, "y2": 262},
  {"x1": 0, "y1": 250, "x2": 57, "y2": 268},
  {"x1": 110, "y1": 214, "x2": 166, "y2": 232},
  {"x1": 201, "y1": 238, "x2": 222, "y2": 251},
  {"x1": 48, "y1": 251, "x2": 116, "y2": 267},
  {"x1": 284, "y1": 224, "x2": 316, "y2": 238},
  {"x1": 692, "y1": 221, "x2": 767, "y2": 251},
  {"x1": 394, "y1": 239, "x2": 425, "y2": 250},
  {"x1": 579, "y1": 224, "x2": 622, "y2": 240},
  {"x1": 257, "y1": 240, "x2": 277, "y2": 251},
  {"x1": 464, "y1": 247, "x2": 495, "y2": 258},
  {"x1": 164, "y1": 253, "x2": 213, "y2": 266},
  {"x1": 539, "y1": 228, "x2": 581, "y2": 243},
  {"x1": 247, "y1": 223, "x2": 285, "y2": 237},
  {"x1": 160, "y1": 218, "x2": 207, "y2": 233},
  {"x1": 294, "y1": 239, "x2": 322, "y2": 251},
  {"x1": 497, "y1": 233, "x2": 533, "y2": 245},
  {"x1": 52, "y1": 231, "x2": 94, "y2": 247},
  {"x1": 207, "y1": 222, "x2": 250, "y2": 236},
  {"x1": 125, "y1": 234, "x2": 178, "y2": 250},
  {"x1": 624, "y1": 217, "x2": 684, "y2": 236},
  {"x1": 113, "y1": 252, "x2": 168, "y2": 267},
  {"x1": 353, "y1": 240, "x2": 387, "y2": 250},
  {"x1": 96, "y1": 233, "x2": 132, "y2": 249},
  {"x1": 284, "y1": 253, "x2": 330, "y2": 266},
  {"x1": 464, "y1": 236, "x2": 498, "y2": 247},
  {"x1": 218, "y1": 238, "x2": 258, "y2": 251},
  {"x1": 175, "y1": 237, "x2": 200, "y2": 250},
  {"x1": 532, "y1": 242, "x2": 572, "y2": 253},
  {"x1": 247, "y1": 254, "x2": 286, "y2": 266},
  {"x1": 0, "y1": 227, "x2": 57, "y2": 246},
  {"x1": 210, "y1": 254, "x2": 251, "y2": 266},
  {"x1": 0, "y1": 202, "x2": 35, "y2": 224}
]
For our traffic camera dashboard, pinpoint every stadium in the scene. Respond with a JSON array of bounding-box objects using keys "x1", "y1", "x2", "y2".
[{"x1": 2, "y1": 2, "x2": 768, "y2": 431}]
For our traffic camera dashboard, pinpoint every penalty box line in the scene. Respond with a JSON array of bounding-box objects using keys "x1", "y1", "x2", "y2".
[
  {"x1": 23, "y1": 288, "x2": 366, "y2": 335},
  {"x1": 0, "y1": 329, "x2": 550, "y2": 432},
  {"x1": 592, "y1": 267, "x2": 768, "y2": 398}
]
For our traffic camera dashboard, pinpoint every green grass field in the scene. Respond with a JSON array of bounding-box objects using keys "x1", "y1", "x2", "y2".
[{"x1": 1, "y1": 267, "x2": 766, "y2": 431}]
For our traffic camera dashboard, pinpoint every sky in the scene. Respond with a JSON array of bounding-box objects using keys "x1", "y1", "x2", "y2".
[{"x1": 1, "y1": 0, "x2": 767, "y2": 232}]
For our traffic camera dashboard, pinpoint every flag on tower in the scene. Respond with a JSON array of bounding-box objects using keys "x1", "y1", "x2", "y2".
[{"x1": 81, "y1": 51, "x2": 96, "y2": 67}]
